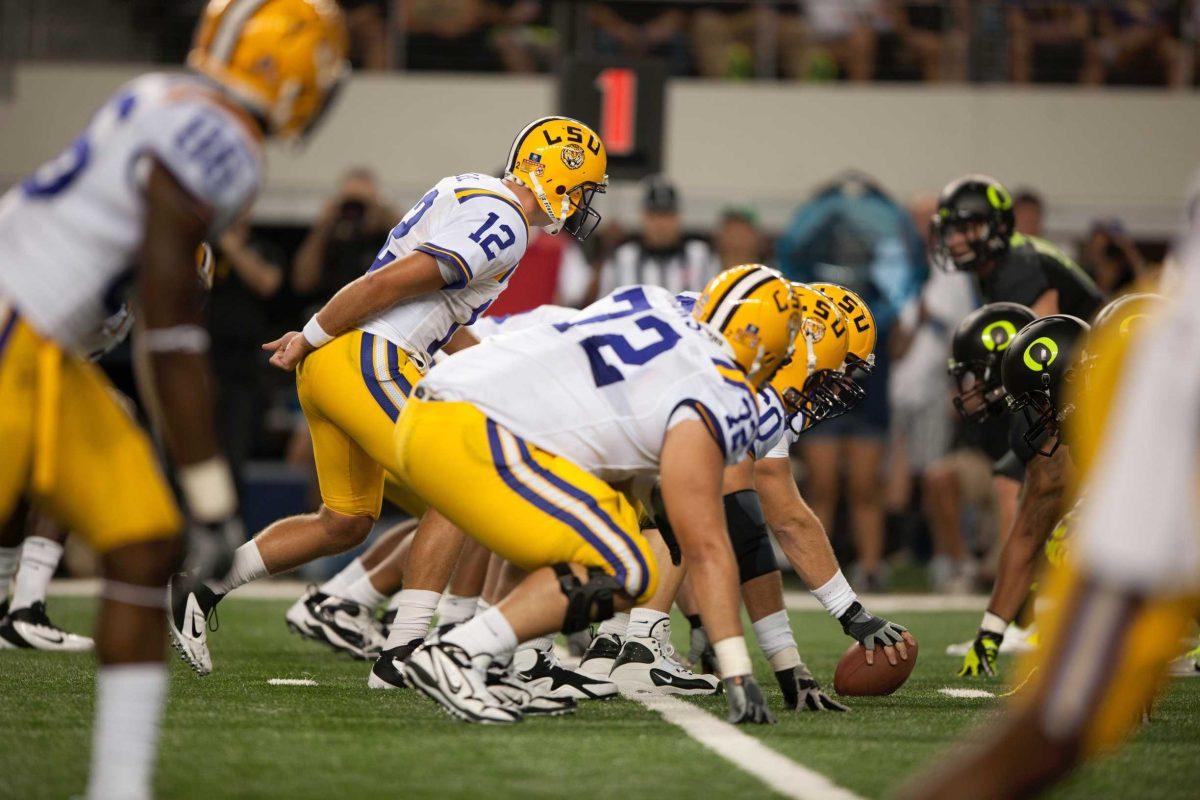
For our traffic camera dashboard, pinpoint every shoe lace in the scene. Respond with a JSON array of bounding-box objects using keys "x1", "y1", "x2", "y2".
[{"x1": 205, "y1": 603, "x2": 220, "y2": 633}]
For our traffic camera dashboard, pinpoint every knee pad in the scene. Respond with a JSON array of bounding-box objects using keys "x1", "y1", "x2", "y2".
[
  {"x1": 552, "y1": 564, "x2": 622, "y2": 634},
  {"x1": 724, "y1": 490, "x2": 777, "y2": 584}
]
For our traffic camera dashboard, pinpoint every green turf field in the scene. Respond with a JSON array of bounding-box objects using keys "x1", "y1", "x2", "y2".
[{"x1": 2, "y1": 596, "x2": 1197, "y2": 799}]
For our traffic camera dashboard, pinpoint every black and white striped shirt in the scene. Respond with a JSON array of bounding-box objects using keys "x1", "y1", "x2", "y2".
[{"x1": 599, "y1": 237, "x2": 719, "y2": 296}]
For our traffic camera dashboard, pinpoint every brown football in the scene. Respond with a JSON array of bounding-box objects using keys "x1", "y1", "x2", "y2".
[{"x1": 833, "y1": 636, "x2": 918, "y2": 696}]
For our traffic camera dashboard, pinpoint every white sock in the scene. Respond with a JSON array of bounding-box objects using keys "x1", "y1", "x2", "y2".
[
  {"x1": 442, "y1": 606, "x2": 518, "y2": 660},
  {"x1": 386, "y1": 592, "x2": 404, "y2": 611},
  {"x1": 204, "y1": 540, "x2": 267, "y2": 597},
  {"x1": 627, "y1": 608, "x2": 669, "y2": 642},
  {"x1": 384, "y1": 589, "x2": 440, "y2": 648},
  {"x1": 10, "y1": 536, "x2": 63, "y2": 610},
  {"x1": 752, "y1": 609, "x2": 801, "y2": 670},
  {"x1": 318, "y1": 558, "x2": 366, "y2": 598},
  {"x1": 597, "y1": 611, "x2": 629, "y2": 637},
  {"x1": 520, "y1": 635, "x2": 554, "y2": 652},
  {"x1": 437, "y1": 594, "x2": 479, "y2": 627},
  {"x1": 86, "y1": 663, "x2": 167, "y2": 800},
  {"x1": 0, "y1": 545, "x2": 21, "y2": 605},
  {"x1": 340, "y1": 575, "x2": 386, "y2": 609},
  {"x1": 476, "y1": 598, "x2": 491, "y2": 613}
]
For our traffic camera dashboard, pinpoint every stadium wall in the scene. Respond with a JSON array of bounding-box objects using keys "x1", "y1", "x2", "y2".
[{"x1": 2, "y1": 63, "x2": 1196, "y2": 236}]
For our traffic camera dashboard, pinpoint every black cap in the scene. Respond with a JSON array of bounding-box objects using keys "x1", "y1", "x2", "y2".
[{"x1": 643, "y1": 175, "x2": 678, "y2": 213}]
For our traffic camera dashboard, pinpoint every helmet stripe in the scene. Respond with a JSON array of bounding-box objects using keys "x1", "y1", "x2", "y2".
[
  {"x1": 709, "y1": 271, "x2": 776, "y2": 333},
  {"x1": 211, "y1": 0, "x2": 272, "y2": 63},
  {"x1": 504, "y1": 115, "x2": 576, "y2": 174}
]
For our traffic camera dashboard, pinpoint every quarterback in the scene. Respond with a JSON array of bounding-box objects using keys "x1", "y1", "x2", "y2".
[
  {"x1": 0, "y1": 0, "x2": 347, "y2": 796},
  {"x1": 170, "y1": 116, "x2": 610, "y2": 677}
]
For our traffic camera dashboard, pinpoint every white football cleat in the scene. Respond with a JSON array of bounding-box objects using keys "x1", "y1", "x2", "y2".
[
  {"x1": 609, "y1": 634, "x2": 720, "y2": 696},
  {"x1": 486, "y1": 660, "x2": 576, "y2": 716},
  {"x1": 290, "y1": 592, "x2": 383, "y2": 661},
  {"x1": 512, "y1": 646, "x2": 618, "y2": 700},
  {"x1": 168, "y1": 576, "x2": 218, "y2": 676},
  {"x1": 403, "y1": 642, "x2": 522, "y2": 724},
  {"x1": 0, "y1": 601, "x2": 93, "y2": 651},
  {"x1": 945, "y1": 624, "x2": 1037, "y2": 657},
  {"x1": 577, "y1": 632, "x2": 622, "y2": 679}
]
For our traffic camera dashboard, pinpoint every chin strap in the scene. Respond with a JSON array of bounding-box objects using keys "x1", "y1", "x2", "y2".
[{"x1": 522, "y1": 170, "x2": 568, "y2": 234}]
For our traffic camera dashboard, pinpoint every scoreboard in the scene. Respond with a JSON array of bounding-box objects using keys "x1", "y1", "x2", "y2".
[{"x1": 559, "y1": 57, "x2": 666, "y2": 180}]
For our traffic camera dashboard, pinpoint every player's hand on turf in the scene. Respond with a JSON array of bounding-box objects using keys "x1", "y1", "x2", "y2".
[
  {"x1": 957, "y1": 631, "x2": 1001, "y2": 678},
  {"x1": 262, "y1": 331, "x2": 314, "y2": 371},
  {"x1": 724, "y1": 675, "x2": 776, "y2": 725},
  {"x1": 184, "y1": 515, "x2": 245, "y2": 585},
  {"x1": 776, "y1": 664, "x2": 848, "y2": 712},
  {"x1": 838, "y1": 602, "x2": 914, "y2": 666}
]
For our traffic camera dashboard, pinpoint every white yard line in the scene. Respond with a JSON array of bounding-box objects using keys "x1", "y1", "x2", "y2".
[
  {"x1": 267, "y1": 678, "x2": 318, "y2": 687},
  {"x1": 629, "y1": 692, "x2": 865, "y2": 800},
  {"x1": 50, "y1": 579, "x2": 989, "y2": 611},
  {"x1": 938, "y1": 687, "x2": 995, "y2": 699}
]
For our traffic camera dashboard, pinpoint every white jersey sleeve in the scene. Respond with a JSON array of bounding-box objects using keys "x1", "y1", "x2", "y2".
[
  {"x1": 468, "y1": 304, "x2": 578, "y2": 339},
  {"x1": 416, "y1": 189, "x2": 528, "y2": 289},
  {"x1": 752, "y1": 386, "x2": 791, "y2": 460}
]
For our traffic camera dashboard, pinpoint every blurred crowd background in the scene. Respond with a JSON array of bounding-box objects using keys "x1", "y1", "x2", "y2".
[{"x1": 3, "y1": 0, "x2": 1190, "y2": 592}]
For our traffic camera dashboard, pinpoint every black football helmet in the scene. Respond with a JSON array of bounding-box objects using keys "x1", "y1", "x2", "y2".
[
  {"x1": 1001, "y1": 315, "x2": 1090, "y2": 457},
  {"x1": 930, "y1": 174, "x2": 1015, "y2": 272},
  {"x1": 948, "y1": 302, "x2": 1036, "y2": 423}
]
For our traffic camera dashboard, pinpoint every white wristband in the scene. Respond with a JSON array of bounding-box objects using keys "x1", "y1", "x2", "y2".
[
  {"x1": 713, "y1": 636, "x2": 753, "y2": 679},
  {"x1": 980, "y1": 611, "x2": 1009, "y2": 635},
  {"x1": 811, "y1": 569, "x2": 858, "y2": 619},
  {"x1": 302, "y1": 315, "x2": 334, "y2": 349},
  {"x1": 178, "y1": 457, "x2": 237, "y2": 523}
]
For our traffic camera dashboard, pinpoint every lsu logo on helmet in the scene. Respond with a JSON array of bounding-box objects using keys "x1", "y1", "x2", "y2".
[
  {"x1": 812, "y1": 283, "x2": 877, "y2": 373},
  {"x1": 771, "y1": 283, "x2": 851, "y2": 420},
  {"x1": 189, "y1": 0, "x2": 349, "y2": 139},
  {"x1": 505, "y1": 117, "x2": 608, "y2": 240},
  {"x1": 693, "y1": 265, "x2": 801, "y2": 389}
]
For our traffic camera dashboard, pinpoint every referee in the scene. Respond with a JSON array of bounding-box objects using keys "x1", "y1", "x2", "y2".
[{"x1": 598, "y1": 175, "x2": 719, "y2": 296}]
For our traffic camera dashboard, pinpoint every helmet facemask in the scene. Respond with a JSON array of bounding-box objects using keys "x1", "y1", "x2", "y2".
[
  {"x1": 949, "y1": 357, "x2": 1006, "y2": 422},
  {"x1": 1008, "y1": 389, "x2": 1063, "y2": 458},
  {"x1": 931, "y1": 215, "x2": 1001, "y2": 273}
]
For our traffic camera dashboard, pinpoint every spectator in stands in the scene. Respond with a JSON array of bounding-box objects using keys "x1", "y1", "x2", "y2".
[
  {"x1": 1081, "y1": 218, "x2": 1147, "y2": 295},
  {"x1": 207, "y1": 219, "x2": 286, "y2": 497},
  {"x1": 597, "y1": 175, "x2": 719, "y2": 296},
  {"x1": 793, "y1": 0, "x2": 885, "y2": 82},
  {"x1": 886, "y1": 194, "x2": 977, "y2": 592},
  {"x1": 878, "y1": 0, "x2": 970, "y2": 82},
  {"x1": 1087, "y1": 1, "x2": 1192, "y2": 88},
  {"x1": 713, "y1": 206, "x2": 766, "y2": 268},
  {"x1": 490, "y1": 1, "x2": 556, "y2": 73},
  {"x1": 1012, "y1": 187, "x2": 1045, "y2": 237},
  {"x1": 292, "y1": 167, "x2": 398, "y2": 302},
  {"x1": 777, "y1": 172, "x2": 925, "y2": 591},
  {"x1": 1007, "y1": 2, "x2": 1093, "y2": 84},
  {"x1": 693, "y1": 2, "x2": 780, "y2": 80},
  {"x1": 589, "y1": 2, "x2": 692, "y2": 76},
  {"x1": 343, "y1": 0, "x2": 390, "y2": 70},
  {"x1": 404, "y1": 0, "x2": 502, "y2": 71}
]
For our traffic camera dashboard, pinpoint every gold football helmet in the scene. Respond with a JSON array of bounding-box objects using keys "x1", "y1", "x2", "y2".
[
  {"x1": 693, "y1": 265, "x2": 801, "y2": 389},
  {"x1": 811, "y1": 283, "x2": 877, "y2": 373},
  {"x1": 505, "y1": 116, "x2": 608, "y2": 239},
  {"x1": 770, "y1": 283, "x2": 851, "y2": 421},
  {"x1": 189, "y1": 0, "x2": 349, "y2": 139}
]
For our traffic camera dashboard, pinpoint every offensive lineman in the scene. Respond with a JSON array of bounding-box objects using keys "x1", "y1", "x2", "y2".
[{"x1": 0, "y1": 1, "x2": 347, "y2": 796}]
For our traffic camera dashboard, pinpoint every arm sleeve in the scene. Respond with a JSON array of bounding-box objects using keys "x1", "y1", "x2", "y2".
[
  {"x1": 140, "y1": 100, "x2": 261, "y2": 234},
  {"x1": 418, "y1": 199, "x2": 528, "y2": 289}
]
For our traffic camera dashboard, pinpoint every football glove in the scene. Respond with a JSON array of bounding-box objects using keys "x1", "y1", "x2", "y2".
[
  {"x1": 687, "y1": 623, "x2": 718, "y2": 675},
  {"x1": 839, "y1": 602, "x2": 908, "y2": 654},
  {"x1": 958, "y1": 631, "x2": 1002, "y2": 677},
  {"x1": 724, "y1": 675, "x2": 776, "y2": 725},
  {"x1": 184, "y1": 516, "x2": 244, "y2": 586},
  {"x1": 776, "y1": 663, "x2": 848, "y2": 712}
]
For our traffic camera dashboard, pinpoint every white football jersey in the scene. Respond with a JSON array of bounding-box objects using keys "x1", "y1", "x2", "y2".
[
  {"x1": 421, "y1": 285, "x2": 760, "y2": 483},
  {"x1": 358, "y1": 173, "x2": 530, "y2": 370},
  {"x1": 468, "y1": 304, "x2": 577, "y2": 340},
  {"x1": 0, "y1": 73, "x2": 262, "y2": 354}
]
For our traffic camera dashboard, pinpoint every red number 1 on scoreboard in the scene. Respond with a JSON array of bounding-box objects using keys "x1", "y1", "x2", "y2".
[{"x1": 595, "y1": 68, "x2": 637, "y2": 156}]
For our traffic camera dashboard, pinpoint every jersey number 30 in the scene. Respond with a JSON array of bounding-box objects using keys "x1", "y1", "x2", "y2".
[{"x1": 555, "y1": 287, "x2": 681, "y2": 387}]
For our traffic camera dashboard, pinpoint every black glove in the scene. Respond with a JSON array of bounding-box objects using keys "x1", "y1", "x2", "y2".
[
  {"x1": 723, "y1": 675, "x2": 776, "y2": 725},
  {"x1": 776, "y1": 663, "x2": 849, "y2": 712},
  {"x1": 838, "y1": 601, "x2": 908, "y2": 653},
  {"x1": 184, "y1": 516, "x2": 244, "y2": 586}
]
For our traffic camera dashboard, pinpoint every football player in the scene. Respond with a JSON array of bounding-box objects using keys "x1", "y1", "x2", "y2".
[
  {"x1": 585, "y1": 284, "x2": 912, "y2": 709},
  {"x1": 393, "y1": 266, "x2": 799, "y2": 723},
  {"x1": 0, "y1": 1, "x2": 347, "y2": 796},
  {"x1": 169, "y1": 116, "x2": 609, "y2": 677},
  {"x1": 898, "y1": 240, "x2": 1199, "y2": 800}
]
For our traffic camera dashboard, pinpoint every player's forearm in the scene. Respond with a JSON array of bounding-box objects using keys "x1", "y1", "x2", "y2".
[
  {"x1": 756, "y1": 459, "x2": 839, "y2": 588},
  {"x1": 310, "y1": 253, "x2": 444, "y2": 340},
  {"x1": 988, "y1": 465, "x2": 1066, "y2": 621}
]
